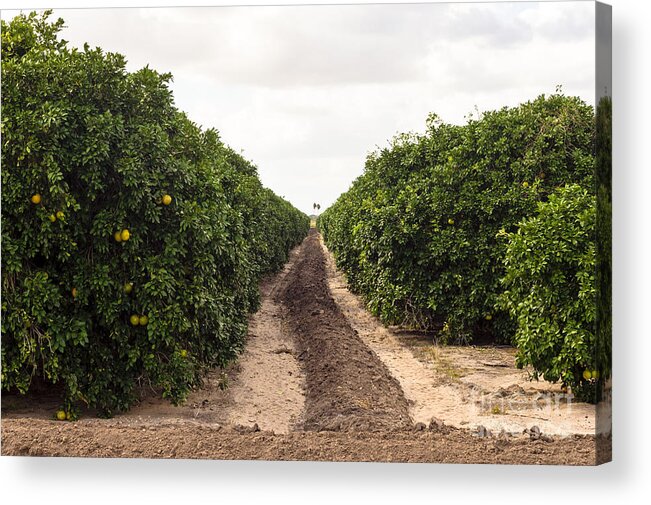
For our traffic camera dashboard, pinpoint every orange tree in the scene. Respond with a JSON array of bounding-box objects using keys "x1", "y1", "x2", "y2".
[
  {"x1": 497, "y1": 184, "x2": 598, "y2": 400},
  {"x1": 320, "y1": 95, "x2": 595, "y2": 344},
  {"x1": 1, "y1": 11, "x2": 308, "y2": 416},
  {"x1": 498, "y1": 98, "x2": 612, "y2": 402}
]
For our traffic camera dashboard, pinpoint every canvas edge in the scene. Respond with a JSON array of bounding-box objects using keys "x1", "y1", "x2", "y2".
[{"x1": 595, "y1": 0, "x2": 612, "y2": 466}]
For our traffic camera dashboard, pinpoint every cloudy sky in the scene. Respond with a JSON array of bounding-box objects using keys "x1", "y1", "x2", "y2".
[{"x1": 4, "y1": 1, "x2": 596, "y2": 214}]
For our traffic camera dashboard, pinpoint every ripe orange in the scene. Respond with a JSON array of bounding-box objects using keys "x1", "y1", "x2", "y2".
[
  {"x1": 72, "y1": 287, "x2": 78, "y2": 298},
  {"x1": 56, "y1": 410, "x2": 66, "y2": 421},
  {"x1": 582, "y1": 369, "x2": 592, "y2": 381},
  {"x1": 130, "y1": 314, "x2": 140, "y2": 326},
  {"x1": 139, "y1": 315, "x2": 149, "y2": 326},
  {"x1": 31, "y1": 194, "x2": 42, "y2": 204},
  {"x1": 114, "y1": 231, "x2": 122, "y2": 242},
  {"x1": 162, "y1": 194, "x2": 172, "y2": 205},
  {"x1": 120, "y1": 229, "x2": 130, "y2": 241}
]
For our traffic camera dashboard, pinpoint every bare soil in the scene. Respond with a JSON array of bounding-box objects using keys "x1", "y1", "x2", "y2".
[
  {"x1": 277, "y1": 230, "x2": 411, "y2": 432},
  {"x1": 219, "y1": 249, "x2": 306, "y2": 433},
  {"x1": 2, "y1": 417, "x2": 607, "y2": 464},
  {"x1": 1, "y1": 230, "x2": 609, "y2": 464}
]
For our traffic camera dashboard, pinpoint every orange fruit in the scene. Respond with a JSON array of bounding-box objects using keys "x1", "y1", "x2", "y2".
[
  {"x1": 485, "y1": 314, "x2": 492, "y2": 320},
  {"x1": 124, "y1": 282, "x2": 133, "y2": 294},
  {"x1": 448, "y1": 218, "x2": 454, "y2": 225},
  {"x1": 582, "y1": 369, "x2": 592, "y2": 381},
  {"x1": 120, "y1": 229, "x2": 130, "y2": 241},
  {"x1": 72, "y1": 287, "x2": 78, "y2": 298},
  {"x1": 139, "y1": 315, "x2": 149, "y2": 326},
  {"x1": 592, "y1": 370, "x2": 599, "y2": 380},
  {"x1": 114, "y1": 231, "x2": 122, "y2": 242},
  {"x1": 130, "y1": 314, "x2": 140, "y2": 326},
  {"x1": 48, "y1": 214, "x2": 57, "y2": 222},
  {"x1": 162, "y1": 194, "x2": 172, "y2": 205},
  {"x1": 31, "y1": 194, "x2": 42, "y2": 204},
  {"x1": 56, "y1": 410, "x2": 66, "y2": 421},
  {"x1": 56, "y1": 211, "x2": 64, "y2": 220}
]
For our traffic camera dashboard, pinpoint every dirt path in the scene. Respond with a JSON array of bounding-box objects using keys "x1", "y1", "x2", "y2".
[
  {"x1": 321, "y1": 236, "x2": 598, "y2": 436},
  {"x1": 219, "y1": 248, "x2": 305, "y2": 433},
  {"x1": 1, "y1": 230, "x2": 608, "y2": 464}
]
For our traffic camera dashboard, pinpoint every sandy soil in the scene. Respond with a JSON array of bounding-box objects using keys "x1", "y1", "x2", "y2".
[
  {"x1": 220, "y1": 249, "x2": 305, "y2": 433},
  {"x1": 1, "y1": 230, "x2": 610, "y2": 464},
  {"x1": 321, "y1": 236, "x2": 601, "y2": 436}
]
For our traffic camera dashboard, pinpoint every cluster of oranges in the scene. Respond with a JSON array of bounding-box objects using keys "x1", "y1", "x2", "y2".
[
  {"x1": 130, "y1": 314, "x2": 149, "y2": 326},
  {"x1": 55, "y1": 410, "x2": 72, "y2": 421},
  {"x1": 31, "y1": 193, "x2": 65, "y2": 222},
  {"x1": 114, "y1": 229, "x2": 130, "y2": 242},
  {"x1": 582, "y1": 369, "x2": 600, "y2": 381},
  {"x1": 114, "y1": 195, "x2": 170, "y2": 327},
  {"x1": 32, "y1": 192, "x2": 171, "y2": 329},
  {"x1": 32, "y1": 192, "x2": 172, "y2": 239}
]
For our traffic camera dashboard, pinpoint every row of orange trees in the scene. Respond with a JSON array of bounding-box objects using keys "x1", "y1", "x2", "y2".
[
  {"x1": 1, "y1": 12, "x2": 309, "y2": 416},
  {"x1": 320, "y1": 94, "x2": 611, "y2": 401}
]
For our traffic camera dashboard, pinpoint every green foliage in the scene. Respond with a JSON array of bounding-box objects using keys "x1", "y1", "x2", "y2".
[
  {"x1": 321, "y1": 95, "x2": 595, "y2": 344},
  {"x1": 1, "y1": 11, "x2": 309, "y2": 416},
  {"x1": 595, "y1": 96, "x2": 612, "y2": 396},
  {"x1": 497, "y1": 185, "x2": 599, "y2": 400}
]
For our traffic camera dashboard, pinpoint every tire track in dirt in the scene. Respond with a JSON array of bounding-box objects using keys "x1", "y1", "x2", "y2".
[{"x1": 277, "y1": 229, "x2": 412, "y2": 432}]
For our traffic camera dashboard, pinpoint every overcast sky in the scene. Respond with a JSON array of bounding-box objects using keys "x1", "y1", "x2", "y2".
[{"x1": 4, "y1": 2, "x2": 596, "y2": 214}]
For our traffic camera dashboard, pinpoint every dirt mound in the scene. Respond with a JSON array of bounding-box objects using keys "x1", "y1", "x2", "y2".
[{"x1": 277, "y1": 229, "x2": 412, "y2": 432}]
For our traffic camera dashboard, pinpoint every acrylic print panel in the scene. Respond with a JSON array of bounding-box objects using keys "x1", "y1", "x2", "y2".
[{"x1": 0, "y1": 1, "x2": 611, "y2": 465}]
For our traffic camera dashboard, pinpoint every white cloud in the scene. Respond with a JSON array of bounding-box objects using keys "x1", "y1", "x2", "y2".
[{"x1": 3, "y1": 2, "x2": 596, "y2": 214}]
